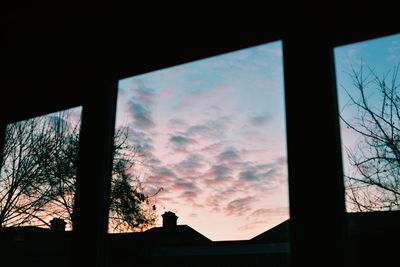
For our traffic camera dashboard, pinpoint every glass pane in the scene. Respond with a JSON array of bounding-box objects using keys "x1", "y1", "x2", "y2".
[
  {"x1": 0, "y1": 106, "x2": 82, "y2": 266},
  {"x1": 109, "y1": 41, "x2": 289, "y2": 266},
  {"x1": 335, "y1": 33, "x2": 400, "y2": 265},
  {"x1": 335, "y1": 34, "x2": 400, "y2": 212}
]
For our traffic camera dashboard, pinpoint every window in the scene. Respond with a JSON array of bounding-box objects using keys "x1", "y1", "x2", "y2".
[
  {"x1": 107, "y1": 41, "x2": 289, "y2": 265},
  {"x1": 335, "y1": 33, "x2": 400, "y2": 212},
  {"x1": 0, "y1": 106, "x2": 82, "y2": 265},
  {"x1": 334, "y1": 33, "x2": 400, "y2": 265}
]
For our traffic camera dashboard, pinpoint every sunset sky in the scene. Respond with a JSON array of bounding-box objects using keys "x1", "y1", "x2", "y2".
[
  {"x1": 115, "y1": 32, "x2": 400, "y2": 240},
  {"x1": 117, "y1": 41, "x2": 288, "y2": 241}
]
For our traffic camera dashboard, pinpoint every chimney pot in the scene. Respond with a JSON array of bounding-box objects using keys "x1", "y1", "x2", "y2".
[
  {"x1": 162, "y1": 211, "x2": 178, "y2": 229},
  {"x1": 50, "y1": 218, "x2": 66, "y2": 231}
]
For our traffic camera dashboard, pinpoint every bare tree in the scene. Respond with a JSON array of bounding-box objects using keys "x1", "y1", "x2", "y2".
[
  {"x1": 0, "y1": 115, "x2": 58, "y2": 226},
  {"x1": 340, "y1": 63, "x2": 400, "y2": 211},
  {"x1": 0, "y1": 111, "x2": 159, "y2": 231}
]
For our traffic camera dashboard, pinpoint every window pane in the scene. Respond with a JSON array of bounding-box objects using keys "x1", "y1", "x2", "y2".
[
  {"x1": 0, "y1": 106, "x2": 82, "y2": 265},
  {"x1": 335, "y1": 33, "x2": 400, "y2": 212},
  {"x1": 334, "y1": 33, "x2": 400, "y2": 265},
  {"x1": 109, "y1": 41, "x2": 289, "y2": 266}
]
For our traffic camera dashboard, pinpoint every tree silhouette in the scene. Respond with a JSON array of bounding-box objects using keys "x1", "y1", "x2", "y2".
[
  {"x1": 108, "y1": 125, "x2": 160, "y2": 232},
  {"x1": 0, "y1": 110, "x2": 159, "y2": 231},
  {"x1": 0, "y1": 115, "x2": 59, "y2": 226},
  {"x1": 340, "y1": 63, "x2": 400, "y2": 211}
]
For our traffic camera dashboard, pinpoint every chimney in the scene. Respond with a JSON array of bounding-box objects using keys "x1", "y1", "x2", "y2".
[
  {"x1": 162, "y1": 211, "x2": 178, "y2": 229},
  {"x1": 50, "y1": 218, "x2": 66, "y2": 232}
]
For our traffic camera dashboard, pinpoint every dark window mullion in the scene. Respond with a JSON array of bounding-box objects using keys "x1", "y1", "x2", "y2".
[
  {"x1": 283, "y1": 35, "x2": 347, "y2": 266},
  {"x1": 72, "y1": 80, "x2": 118, "y2": 266}
]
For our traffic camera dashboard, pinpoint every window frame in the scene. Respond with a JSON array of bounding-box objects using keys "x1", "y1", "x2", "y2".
[{"x1": 0, "y1": 17, "x2": 399, "y2": 266}]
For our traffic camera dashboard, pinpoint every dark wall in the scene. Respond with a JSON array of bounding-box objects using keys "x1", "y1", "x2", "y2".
[
  {"x1": 2, "y1": 6, "x2": 397, "y2": 123},
  {"x1": 1, "y1": 5, "x2": 399, "y2": 267}
]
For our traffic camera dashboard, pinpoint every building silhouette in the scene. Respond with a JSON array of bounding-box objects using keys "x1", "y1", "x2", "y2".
[{"x1": 1, "y1": 210, "x2": 400, "y2": 266}]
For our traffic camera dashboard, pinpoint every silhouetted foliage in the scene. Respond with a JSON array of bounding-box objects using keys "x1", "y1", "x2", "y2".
[
  {"x1": 340, "y1": 63, "x2": 400, "y2": 211},
  {"x1": 108, "y1": 126, "x2": 159, "y2": 232},
  {"x1": 109, "y1": 170, "x2": 155, "y2": 232},
  {"x1": 0, "y1": 111, "x2": 159, "y2": 231}
]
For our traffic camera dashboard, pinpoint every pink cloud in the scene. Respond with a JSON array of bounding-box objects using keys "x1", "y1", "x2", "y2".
[
  {"x1": 217, "y1": 148, "x2": 241, "y2": 164},
  {"x1": 134, "y1": 118, "x2": 154, "y2": 128},
  {"x1": 171, "y1": 182, "x2": 198, "y2": 191},
  {"x1": 240, "y1": 148, "x2": 269, "y2": 157},
  {"x1": 201, "y1": 142, "x2": 224, "y2": 154},
  {"x1": 167, "y1": 118, "x2": 188, "y2": 131},
  {"x1": 250, "y1": 207, "x2": 289, "y2": 218},
  {"x1": 178, "y1": 191, "x2": 199, "y2": 199},
  {"x1": 224, "y1": 196, "x2": 256, "y2": 217},
  {"x1": 146, "y1": 176, "x2": 169, "y2": 184},
  {"x1": 182, "y1": 85, "x2": 236, "y2": 102},
  {"x1": 248, "y1": 114, "x2": 271, "y2": 127},
  {"x1": 160, "y1": 89, "x2": 173, "y2": 97},
  {"x1": 174, "y1": 168, "x2": 203, "y2": 177},
  {"x1": 206, "y1": 195, "x2": 222, "y2": 212},
  {"x1": 171, "y1": 102, "x2": 191, "y2": 111},
  {"x1": 157, "y1": 196, "x2": 179, "y2": 205},
  {"x1": 239, "y1": 207, "x2": 290, "y2": 232},
  {"x1": 168, "y1": 135, "x2": 197, "y2": 152},
  {"x1": 127, "y1": 102, "x2": 155, "y2": 129},
  {"x1": 174, "y1": 154, "x2": 207, "y2": 176},
  {"x1": 136, "y1": 90, "x2": 153, "y2": 103},
  {"x1": 238, "y1": 220, "x2": 269, "y2": 231},
  {"x1": 147, "y1": 166, "x2": 177, "y2": 183},
  {"x1": 275, "y1": 157, "x2": 287, "y2": 167},
  {"x1": 203, "y1": 177, "x2": 233, "y2": 185},
  {"x1": 176, "y1": 191, "x2": 204, "y2": 208},
  {"x1": 201, "y1": 164, "x2": 233, "y2": 184}
]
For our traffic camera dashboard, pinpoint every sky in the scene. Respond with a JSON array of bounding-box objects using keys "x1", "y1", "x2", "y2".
[
  {"x1": 117, "y1": 41, "x2": 289, "y2": 241},
  {"x1": 334, "y1": 33, "x2": 400, "y2": 210}
]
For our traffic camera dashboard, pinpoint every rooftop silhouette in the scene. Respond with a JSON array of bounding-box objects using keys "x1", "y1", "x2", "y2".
[{"x1": 2, "y1": 210, "x2": 400, "y2": 266}]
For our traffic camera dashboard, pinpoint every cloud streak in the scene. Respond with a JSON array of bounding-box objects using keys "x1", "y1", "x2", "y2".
[
  {"x1": 147, "y1": 166, "x2": 177, "y2": 183},
  {"x1": 126, "y1": 79, "x2": 156, "y2": 130},
  {"x1": 202, "y1": 164, "x2": 233, "y2": 184},
  {"x1": 224, "y1": 196, "x2": 256, "y2": 217},
  {"x1": 174, "y1": 154, "x2": 206, "y2": 176},
  {"x1": 168, "y1": 135, "x2": 197, "y2": 152},
  {"x1": 129, "y1": 103, "x2": 154, "y2": 129},
  {"x1": 249, "y1": 114, "x2": 271, "y2": 127}
]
